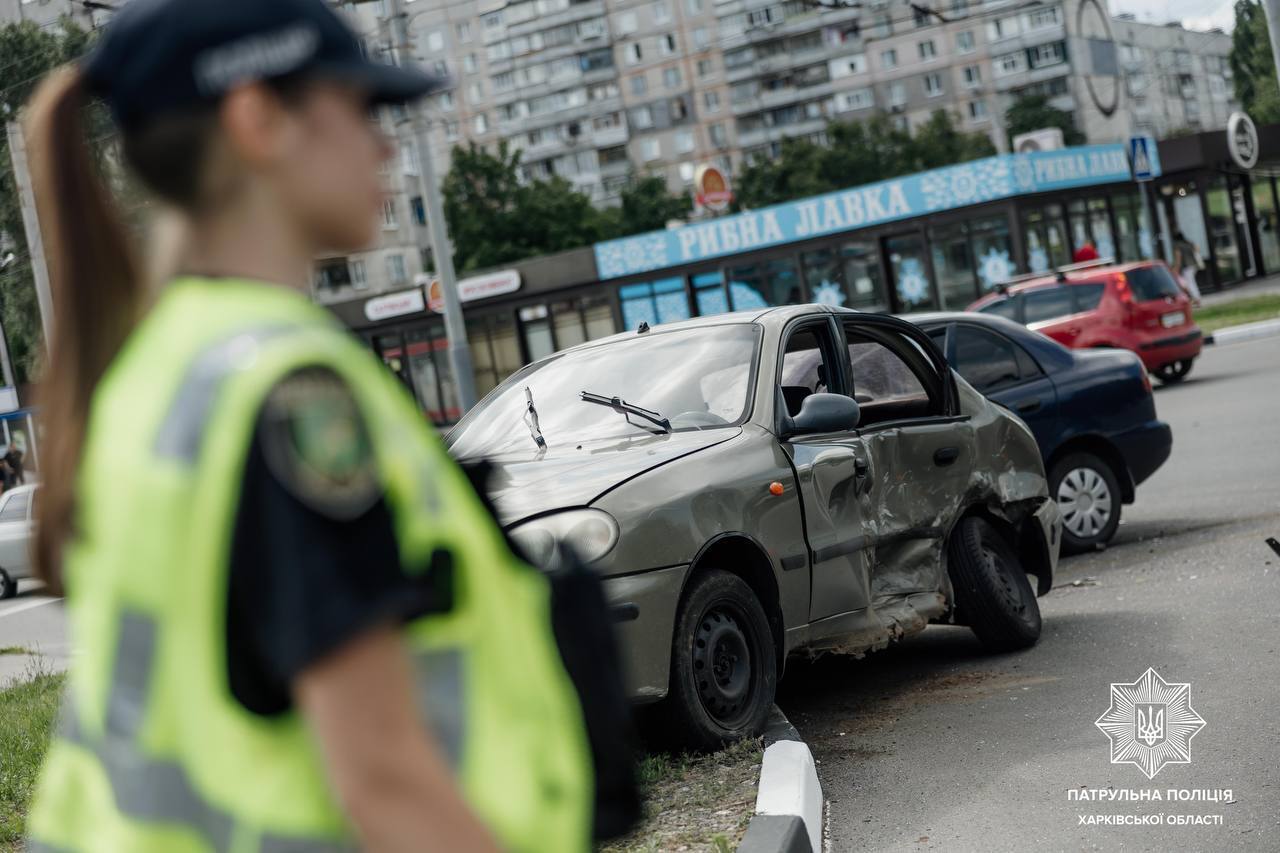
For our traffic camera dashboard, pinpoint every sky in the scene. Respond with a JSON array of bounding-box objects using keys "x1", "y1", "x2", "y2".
[{"x1": 1109, "y1": 0, "x2": 1239, "y2": 34}]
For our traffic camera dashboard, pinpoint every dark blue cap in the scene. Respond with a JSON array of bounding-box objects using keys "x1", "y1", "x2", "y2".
[{"x1": 83, "y1": 0, "x2": 447, "y2": 129}]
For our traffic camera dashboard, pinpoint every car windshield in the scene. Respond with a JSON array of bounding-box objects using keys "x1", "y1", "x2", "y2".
[
  {"x1": 1126, "y1": 266, "x2": 1183, "y2": 301},
  {"x1": 449, "y1": 324, "x2": 760, "y2": 458}
]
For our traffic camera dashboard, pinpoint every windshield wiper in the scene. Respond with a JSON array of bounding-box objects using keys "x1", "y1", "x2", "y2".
[
  {"x1": 523, "y1": 387, "x2": 547, "y2": 449},
  {"x1": 579, "y1": 391, "x2": 671, "y2": 433}
]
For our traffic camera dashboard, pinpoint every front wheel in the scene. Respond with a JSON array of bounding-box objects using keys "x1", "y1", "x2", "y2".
[
  {"x1": 1051, "y1": 452, "x2": 1121, "y2": 554},
  {"x1": 948, "y1": 517, "x2": 1041, "y2": 652},
  {"x1": 1155, "y1": 359, "x2": 1193, "y2": 384},
  {"x1": 0, "y1": 568, "x2": 14, "y2": 600},
  {"x1": 658, "y1": 569, "x2": 776, "y2": 751}
]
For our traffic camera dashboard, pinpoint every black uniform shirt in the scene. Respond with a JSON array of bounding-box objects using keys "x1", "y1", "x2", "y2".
[{"x1": 224, "y1": 368, "x2": 445, "y2": 716}]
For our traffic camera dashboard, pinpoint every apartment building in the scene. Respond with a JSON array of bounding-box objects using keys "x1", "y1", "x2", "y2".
[
  {"x1": 1113, "y1": 14, "x2": 1237, "y2": 139},
  {"x1": 0, "y1": 0, "x2": 105, "y2": 28}
]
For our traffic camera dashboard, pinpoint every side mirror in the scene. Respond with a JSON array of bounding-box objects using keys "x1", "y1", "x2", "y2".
[{"x1": 782, "y1": 392, "x2": 861, "y2": 438}]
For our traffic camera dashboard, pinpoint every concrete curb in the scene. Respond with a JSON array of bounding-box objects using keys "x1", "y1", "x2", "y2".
[
  {"x1": 737, "y1": 708, "x2": 823, "y2": 853},
  {"x1": 1203, "y1": 317, "x2": 1280, "y2": 346}
]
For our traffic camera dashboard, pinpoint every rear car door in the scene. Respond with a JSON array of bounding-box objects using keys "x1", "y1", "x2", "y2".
[
  {"x1": 949, "y1": 323, "x2": 1060, "y2": 451},
  {"x1": 776, "y1": 317, "x2": 874, "y2": 628},
  {"x1": 838, "y1": 316, "x2": 973, "y2": 625},
  {"x1": 0, "y1": 490, "x2": 32, "y2": 575},
  {"x1": 1024, "y1": 284, "x2": 1085, "y2": 347}
]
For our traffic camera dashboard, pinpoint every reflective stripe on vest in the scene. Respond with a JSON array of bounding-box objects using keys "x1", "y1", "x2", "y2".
[{"x1": 49, "y1": 611, "x2": 357, "y2": 853}]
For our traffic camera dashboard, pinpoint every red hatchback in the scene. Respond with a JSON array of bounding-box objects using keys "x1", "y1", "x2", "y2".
[{"x1": 967, "y1": 261, "x2": 1202, "y2": 383}]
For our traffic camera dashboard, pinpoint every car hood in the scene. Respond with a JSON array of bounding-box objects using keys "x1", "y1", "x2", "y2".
[{"x1": 469, "y1": 428, "x2": 742, "y2": 525}]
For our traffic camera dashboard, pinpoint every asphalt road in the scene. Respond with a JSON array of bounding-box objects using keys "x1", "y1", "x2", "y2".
[
  {"x1": 779, "y1": 335, "x2": 1280, "y2": 852},
  {"x1": 0, "y1": 578, "x2": 65, "y2": 684}
]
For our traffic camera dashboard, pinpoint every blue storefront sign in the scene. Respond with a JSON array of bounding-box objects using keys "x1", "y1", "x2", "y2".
[{"x1": 594, "y1": 142, "x2": 1156, "y2": 281}]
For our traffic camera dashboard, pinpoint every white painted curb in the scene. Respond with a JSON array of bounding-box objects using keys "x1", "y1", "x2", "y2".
[
  {"x1": 754, "y1": 738, "x2": 823, "y2": 853},
  {"x1": 1204, "y1": 317, "x2": 1280, "y2": 346}
]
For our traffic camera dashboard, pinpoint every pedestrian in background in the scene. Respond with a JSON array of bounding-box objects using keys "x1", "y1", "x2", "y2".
[
  {"x1": 1073, "y1": 241, "x2": 1100, "y2": 263},
  {"x1": 23, "y1": 0, "x2": 633, "y2": 850},
  {"x1": 3, "y1": 442, "x2": 22, "y2": 486},
  {"x1": 1172, "y1": 230, "x2": 1204, "y2": 304}
]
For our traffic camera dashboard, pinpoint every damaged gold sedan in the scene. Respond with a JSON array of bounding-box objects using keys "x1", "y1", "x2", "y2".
[{"x1": 448, "y1": 306, "x2": 1061, "y2": 749}]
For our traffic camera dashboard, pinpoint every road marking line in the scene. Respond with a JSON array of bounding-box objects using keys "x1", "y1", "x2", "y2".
[{"x1": 0, "y1": 598, "x2": 61, "y2": 619}]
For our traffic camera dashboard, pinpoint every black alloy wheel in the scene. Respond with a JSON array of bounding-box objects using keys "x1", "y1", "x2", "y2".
[{"x1": 1155, "y1": 359, "x2": 1193, "y2": 384}]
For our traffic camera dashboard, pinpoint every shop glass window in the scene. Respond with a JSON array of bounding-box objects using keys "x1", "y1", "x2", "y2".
[
  {"x1": 619, "y1": 277, "x2": 690, "y2": 330},
  {"x1": 1205, "y1": 175, "x2": 1242, "y2": 283},
  {"x1": 728, "y1": 258, "x2": 803, "y2": 310},
  {"x1": 886, "y1": 234, "x2": 936, "y2": 311},
  {"x1": 691, "y1": 271, "x2": 729, "y2": 316},
  {"x1": 953, "y1": 326, "x2": 1021, "y2": 392},
  {"x1": 551, "y1": 300, "x2": 588, "y2": 350},
  {"x1": 1111, "y1": 192, "x2": 1153, "y2": 261},
  {"x1": 1067, "y1": 199, "x2": 1090, "y2": 254},
  {"x1": 1022, "y1": 286, "x2": 1075, "y2": 325},
  {"x1": 1088, "y1": 198, "x2": 1115, "y2": 259},
  {"x1": 1022, "y1": 204, "x2": 1069, "y2": 272},
  {"x1": 970, "y1": 216, "x2": 1015, "y2": 292},
  {"x1": 1253, "y1": 177, "x2": 1280, "y2": 274},
  {"x1": 520, "y1": 304, "x2": 556, "y2": 362},
  {"x1": 929, "y1": 221, "x2": 977, "y2": 310},
  {"x1": 405, "y1": 326, "x2": 459, "y2": 424},
  {"x1": 840, "y1": 241, "x2": 887, "y2": 311},
  {"x1": 468, "y1": 314, "x2": 523, "y2": 399}
]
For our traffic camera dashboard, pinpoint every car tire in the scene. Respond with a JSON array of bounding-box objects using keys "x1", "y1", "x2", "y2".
[
  {"x1": 658, "y1": 569, "x2": 776, "y2": 751},
  {"x1": 948, "y1": 517, "x2": 1041, "y2": 652},
  {"x1": 0, "y1": 568, "x2": 14, "y2": 600},
  {"x1": 1051, "y1": 452, "x2": 1122, "y2": 554},
  {"x1": 1155, "y1": 359, "x2": 1193, "y2": 384}
]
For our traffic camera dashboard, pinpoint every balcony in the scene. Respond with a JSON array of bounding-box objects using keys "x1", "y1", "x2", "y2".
[
  {"x1": 505, "y1": 0, "x2": 606, "y2": 38},
  {"x1": 735, "y1": 116, "x2": 828, "y2": 151}
]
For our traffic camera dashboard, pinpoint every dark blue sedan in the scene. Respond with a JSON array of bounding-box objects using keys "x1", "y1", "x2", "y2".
[{"x1": 910, "y1": 312, "x2": 1172, "y2": 554}]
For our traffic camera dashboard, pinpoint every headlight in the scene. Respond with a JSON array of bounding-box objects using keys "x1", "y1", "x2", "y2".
[{"x1": 508, "y1": 509, "x2": 620, "y2": 568}]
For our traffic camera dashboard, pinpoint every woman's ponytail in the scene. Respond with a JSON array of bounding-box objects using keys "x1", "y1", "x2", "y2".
[{"x1": 26, "y1": 67, "x2": 144, "y2": 591}]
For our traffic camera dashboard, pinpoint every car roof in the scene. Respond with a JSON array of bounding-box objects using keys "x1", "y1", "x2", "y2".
[
  {"x1": 903, "y1": 311, "x2": 1076, "y2": 371},
  {"x1": 978, "y1": 260, "x2": 1162, "y2": 302}
]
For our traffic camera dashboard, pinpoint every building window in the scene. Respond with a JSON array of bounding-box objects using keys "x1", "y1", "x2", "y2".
[
  {"x1": 968, "y1": 100, "x2": 988, "y2": 121},
  {"x1": 1027, "y1": 6, "x2": 1061, "y2": 29},
  {"x1": 641, "y1": 137, "x2": 661, "y2": 161},
  {"x1": 411, "y1": 196, "x2": 426, "y2": 226},
  {"x1": 467, "y1": 81, "x2": 483, "y2": 104},
  {"x1": 473, "y1": 113, "x2": 488, "y2": 134},
  {"x1": 1028, "y1": 41, "x2": 1066, "y2": 68},
  {"x1": 995, "y1": 52, "x2": 1024, "y2": 76},
  {"x1": 625, "y1": 42, "x2": 643, "y2": 65},
  {"x1": 617, "y1": 11, "x2": 638, "y2": 34},
  {"x1": 913, "y1": 5, "x2": 930, "y2": 27},
  {"x1": 694, "y1": 27, "x2": 710, "y2": 51},
  {"x1": 889, "y1": 82, "x2": 906, "y2": 106},
  {"x1": 351, "y1": 259, "x2": 367, "y2": 290},
  {"x1": 697, "y1": 57, "x2": 714, "y2": 77},
  {"x1": 382, "y1": 199, "x2": 398, "y2": 229},
  {"x1": 438, "y1": 91, "x2": 454, "y2": 111},
  {"x1": 664, "y1": 66, "x2": 682, "y2": 88},
  {"x1": 687, "y1": 0, "x2": 704, "y2": 13},
  {"x1": 882, "y1": 48, "x2": 898, "y2": 69},
  {"x1": 988, "y1": 16, "x2": 1019, "y2": 40},
  {"x1": 659, "y1": 34, "x2": 677, "y2": 56},
  {"x1": 747, "y1": 6, "x2": 779, "y2": 27},
  {"x1": 386, "y1": 253, "x2": 408, "y2": 284},
  {"x1": 919, "y1": 40, "x2": 937, "y2": 60},
  {"x1": 456, "y1": 21, "x2": 472, "y2": 42},
  {"x1": 402, "y1": 140, "x2": 420, "y2": 175},
  {"x1": 924, "y1": 72, "x2": 943, "y2": 96},
  {"x1": 957, "y1": 30, "x2": 975, "y2": 53},
  {"x1": 704, "y1": 90, "x2": 721, "y2": 112},
  {"x1": 709, "y1": 122, "x2": 728, "y2": 147},
  {"x1": 444, "y1": 121, "x2": 459, "y2": 141},
  {"x1": 836, "y1": 87, "x2": 874, "y2": 112},
  {"x1": 963, "y1": 65, "x2": 981, "y2": 88},
  {"x1": 315, "y1": 257, "x2": 352, "y2": 291},
  {"x1": 676, "y1": 129, "x2": 695, "y2": 153},
  {"x1": 426, "y1": 30, "x2": 445, "y2": 52},
  {"x1": 632, "y1": 105, "x2": 654, "y2": 129},
  {"x1": 653, "y1": 0, "x2": 672, "y2": 23},
  {"x1": 631, "y1": 74, "x2": 648, "y2": 96}
]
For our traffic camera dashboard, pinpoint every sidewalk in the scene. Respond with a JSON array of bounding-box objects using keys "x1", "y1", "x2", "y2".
[{"x1": 1199, "y1": 272, "x2": 1280, "y2": 307}]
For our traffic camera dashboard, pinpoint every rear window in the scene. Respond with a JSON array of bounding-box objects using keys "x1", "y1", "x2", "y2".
[
  {"x1": 1127, "y1": 266, "x2": 1182, "y2": 301},
  {"x1": 978, "y1": 298, "x2": 1018, "y2": 320},
  {"x1": 1072, "y1": 282, "x2": 1106, "y2": 312},
  {"x1": 1023, "y1": 286, "x2": 1075, "y2": 324}
]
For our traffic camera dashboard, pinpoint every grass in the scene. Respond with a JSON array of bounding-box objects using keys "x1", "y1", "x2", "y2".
[
  {"x1": 0, "y1": 669, "x2": 63, "y2": 847},
  {"x1": 1194, "y1": 294, "x2": 1280, "y2": 335},
  {"x1": 0, "y1": 648, "x2": 30, "y2": 657},
  {"x1": 599, "y1": 737, "x2": 763, "y2": 853}
]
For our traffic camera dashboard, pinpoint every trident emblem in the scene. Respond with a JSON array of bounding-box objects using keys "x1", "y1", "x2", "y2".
[{"x1": 1136, "y1": 704, "x2": 1165, "y2": 746}]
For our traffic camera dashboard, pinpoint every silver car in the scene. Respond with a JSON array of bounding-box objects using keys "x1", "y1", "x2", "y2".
[
  {"x1": 0, "y1": 484, "x2": 36, "y2": 599},
  {"x1": 448, "y1": 306, "x2": 1061, "y2": 748}
]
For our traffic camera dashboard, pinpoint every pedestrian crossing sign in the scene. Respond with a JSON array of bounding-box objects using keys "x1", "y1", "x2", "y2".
[{"x1": 1129, "y1": 135, "x2": 1156, "y2": 182}]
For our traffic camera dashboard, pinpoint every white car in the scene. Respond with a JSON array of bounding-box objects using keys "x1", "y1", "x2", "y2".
[{"x1": 0, "y1": 484, "x2": 36, "y2": 599}]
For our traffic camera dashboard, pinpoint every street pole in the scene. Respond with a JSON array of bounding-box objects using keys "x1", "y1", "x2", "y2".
[
  {"x1": 7, "y1": 121, "x2": 55, "y2": 350},
  {"x1": 385, "y1": 0, "x2": 476, "y2": 413},
  {"x1": 1264, "y1": 0, "x2": 1280, "y2": 89}
]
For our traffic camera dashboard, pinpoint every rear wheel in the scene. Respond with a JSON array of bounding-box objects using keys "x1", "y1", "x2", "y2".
[
  {"x1": 948, "y1": 517, "x2": 1041, "y2": 651},
  {"x1": 1155, "y1": 359, "x2": 1193, "y2": 384},
  {"x1": 0, "y1": 569, "x2": 14, "y2": 600},
  {"x1": 658, "y1": 569, "x2": 776, "y2": 751},
  {"x1": 1051, "y1": 452, "x2": 1122, "y2": 553}
]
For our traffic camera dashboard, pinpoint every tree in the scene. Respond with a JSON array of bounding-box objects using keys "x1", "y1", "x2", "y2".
[
  {"x1": 909, "y1": 109, "x2": 997, "y2": 170},
  {"x1": 1004, "y1": 94, "x2": 1086, "y2": 147},
  {"x1": 1231, "y1": 0, "x2": 1280, "y2": 124},
  {"x1": 441, "y1": 141, "x2": 603, "y2": 272},
  {"x1": 614, "y1": 174, "x2": 691, "y2": 235},
  {"x1": 0, "y1": 18, "x2": 101, "y2": 386}
]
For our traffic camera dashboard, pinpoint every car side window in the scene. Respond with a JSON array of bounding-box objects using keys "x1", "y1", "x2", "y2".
[
  {"x1": 953, "y1": 326, "x2": 1022, "y2": 392},
  {"x1": 1022, "y1": 286, "x2": 1076, "y2": 324},
  {"x1": 1073, "y1": 282, "x2": 1106, "y2": 312},
  {"x1": 0, "y1": 491, "x2": 28, "y2": 522},
  {"x1": 842, "y1": 323, "x2": 940, "y2": 425},
  {"x1": 779, "y1": 324, "x2": 835, "y2": 417},
  {"x1": 979, "y1": 297, "x2": 1018, "y2": 320}
]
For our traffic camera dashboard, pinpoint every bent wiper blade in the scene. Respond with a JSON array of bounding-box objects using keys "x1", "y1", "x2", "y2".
[
  {"x1": 524, "y1": 387, "x2": 547, "y2": 449},
  {"x1": 579, "y1": 391, "x2": 672, "y2": 433}
]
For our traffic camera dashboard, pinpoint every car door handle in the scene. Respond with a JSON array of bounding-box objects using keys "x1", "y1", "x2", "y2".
[
  {"x1": 1015, "y1": 398, "x2": 1042, "y2": 414},
  {"x1": 854, "y1": 457, "x2": 870, "y2": 493},
  {"x1": 933, "y1": 446, "x2": 960, "y2": 467}
]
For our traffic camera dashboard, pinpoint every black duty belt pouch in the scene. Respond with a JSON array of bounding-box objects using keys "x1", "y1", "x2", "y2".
[{"x1": 460, "y1": 461, "x2": 642, "y2": 842}]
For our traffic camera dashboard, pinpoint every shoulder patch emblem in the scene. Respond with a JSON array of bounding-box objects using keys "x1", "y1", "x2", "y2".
[{"x1": 259, "y1": 368, "x2": 380, "y2": 520}]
